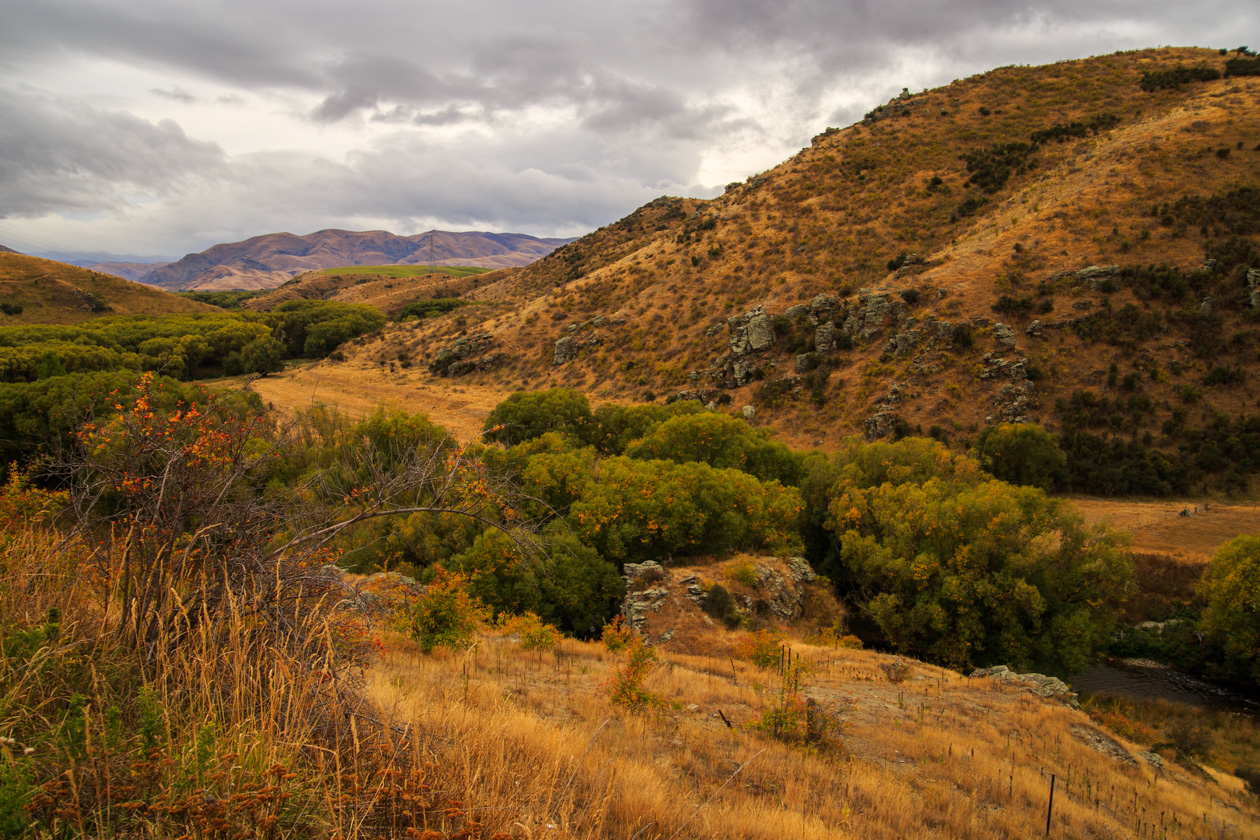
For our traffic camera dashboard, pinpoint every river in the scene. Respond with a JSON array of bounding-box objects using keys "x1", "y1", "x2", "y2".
[{"x1": 1071, "y1": 660, "x2": 1259, "y2": 715}]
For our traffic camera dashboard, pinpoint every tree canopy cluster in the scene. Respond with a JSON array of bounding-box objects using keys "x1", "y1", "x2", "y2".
[
  {"x1": 5, "y1": 370, "x2": 1156, "y2": 677},
  {"x1": 0, "y1": 303, "x2": 384, "y2": 465}
]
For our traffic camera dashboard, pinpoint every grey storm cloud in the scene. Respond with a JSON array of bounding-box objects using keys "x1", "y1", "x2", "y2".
[
  {"x1": 1, "y1": 0, "x2": 1256, "y2": 253},
  {"x1": 0, "y1": 88, "x2": 225, "y2": 217}
]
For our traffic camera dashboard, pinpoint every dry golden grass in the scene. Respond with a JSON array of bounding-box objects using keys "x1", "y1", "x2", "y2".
[
  {"x1": 367, "y1": 623, "x2": 1260, "y2": 840},
  {"x1": 0, "y1": 252, "x2": 213, "y2": 325},
  {"x1": 1071, "y1": 499, "x2": 1260, "y2": 559}
]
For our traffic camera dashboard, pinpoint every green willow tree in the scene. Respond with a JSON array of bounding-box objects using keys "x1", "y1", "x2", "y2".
[
  {"x1": 973, "y1": 422, "x2": 1068, "y2": 491},
  {"x1": 826, "y1": 438, "x2": 1133, "y2": 674},
  {"x1": 1199, "y1": 534, "x2": 1260, "y2": 684}
]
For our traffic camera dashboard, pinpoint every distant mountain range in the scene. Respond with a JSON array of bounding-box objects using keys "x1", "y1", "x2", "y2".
[{"x1": 127, "y1": 229, "x2": 576, "y2": 291}]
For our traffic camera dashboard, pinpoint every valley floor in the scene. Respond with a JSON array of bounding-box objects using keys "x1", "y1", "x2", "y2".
[
  {"x1": 245, "y1": 358, "x2": 510, "y2": 441},
  {"x1": 1071, "y1": 499, "x2": 1260, "y2": 560}
]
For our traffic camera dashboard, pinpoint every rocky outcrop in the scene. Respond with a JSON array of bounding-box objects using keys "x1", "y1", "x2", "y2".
[
  {"x1": 667, "y1": 388, "x2": 729, "y2": 406},
  {"x1": 553, "y1": 335, "x2": 575, "y2": 365},
  {"x1": 808, "y1": 294, "x2": 841, "y2": 326},
  {"x1": 864, "y1": 410, "x2": 904, "y2": 440},
  {"x1": 619, "y1": 556, "x2": 827, "y2": 643},
  {"x1": 552, "y1": 316, "x2": 614, "y2": 366},
  {"x1": 1071, "y1": 724, "x2": 1138, "y2": 765},
  {"x1": 988, "y1": 382, "x2": 1039, "y2": 424},
  {"x1": 728, "y1": 305, "x2": 777, "y2": 356},
  {"x1": 979, "y1": 353, "x2": 1028, "y2": 381},
  {"x1": 1050, "y1": 264, "x2": 1120, "y2": 290},
  {"x1": 1248, "y1": 268, "x2": 1260, "y2": 309},
  {"x1": 993, "y1": 323, "x2": 1017, "y2": 349},
  {"x1": 814, "y1": 321, "x2": 837, "y2": 352},
  {"x1": 431, "y1": 333, "x2": 498, "y2": 376},
  {"x1": 843, "y1": 289, "x2": 903, "y2": 340},
  {"x1": 970, "y1": 665, "x2": 1080, "y2": 708},
  {"x1": 881, "y1": 326, "x2": 922, "y2": 359}
]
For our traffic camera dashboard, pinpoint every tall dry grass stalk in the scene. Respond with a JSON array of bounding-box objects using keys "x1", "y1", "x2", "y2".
[{"x1": 0, "y1": 524, "x2": 494, "y2": 838}]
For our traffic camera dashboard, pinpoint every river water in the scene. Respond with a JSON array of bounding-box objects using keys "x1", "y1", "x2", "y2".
[{"x1": 1071, "y1": 660, "x2": 1259, "y2": 716}]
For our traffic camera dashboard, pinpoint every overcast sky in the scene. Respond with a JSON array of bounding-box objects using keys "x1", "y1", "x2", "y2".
[{"x1": 0, "y1": 0, "x2": 1254, "y2": 260}]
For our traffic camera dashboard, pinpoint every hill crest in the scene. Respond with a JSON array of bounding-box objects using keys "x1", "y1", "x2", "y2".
[
  {"x1": 0, "y1": 252, "x2": 214, "y2": 325},
  {"x1": 312, "y1": 47, "x2": 1260, "y2": 485},
  {"x1": 141, "y1": 228, "x2": 577, "y2": 291}
]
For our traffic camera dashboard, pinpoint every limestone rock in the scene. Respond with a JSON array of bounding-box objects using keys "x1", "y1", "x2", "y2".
[
  {"x1": 814, "y1": 321, "x2": 836, "y2": 352},
  {"x1": 882, "y1": 328, "x2": 921, "y2": 359},
  {"x1": 864, "y1": 410, "x2": 903, "y2": 440},
  {"x1": 979, "y1": 354, "x2": 1028, "y2": 381},
  {"x1": 808, "y1": 293, "x2": 840, "y2": 325},
  {"x1": 624, "y1": 561, "x2": 665, "y2": 586},
  {"x1": 667, "y1": 388, "x2": 726, "y2": 406},
  {"x1": 1071, "y1": 724, "x2": 1137, "y2": 765},
  {"x1": 971, "y1": 665, "x2": 1081, "y2": 709},
  {"x1": 1026, "y1": 320, "x2": 1044, "y2": 337},
  {"x1": 728, "y1": 305, "x2": 777, "y2": 356},
  {"x1": 988, "y1": 382, "x2": 1038, "y2": 424},
  {"x1": 993, "y1": 322, "x2": 1017, "y2": 349},
  {"x1": 623, "y1": 587, "x2": 669, "y2": 632},
  {"x1": 553, "y1": 335, "x2": 575, "y2": 365},
  {"x1": 742, "y1": 405, "x2": 756, "y2": 420}
]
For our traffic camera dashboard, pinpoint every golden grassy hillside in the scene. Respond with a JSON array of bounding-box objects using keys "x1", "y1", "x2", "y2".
[
  {"x1": 365, "y1": 616, "x2": 1259, "y2": 839},
  {"x1": 246, "y1": 265, "x2": 499, "y2": 316},
  {"x1": 0, "y1": 252, "x2": 213, "y2": 325},
  {"x1": 332, "y1": 47, "x2": 1260, "y2": 454}
]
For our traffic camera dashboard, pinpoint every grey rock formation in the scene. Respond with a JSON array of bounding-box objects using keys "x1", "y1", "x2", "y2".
[
  {"x1": 971, "y1": 665, "x2": 1080, "y2": 708},
  {"x1": 623, "y1": 587, "x2": 669, "y2": 632},
  {"x1": 553, "y1": 335, "x2": 574, "y2": 365},
  {"x1": 864, "y1": 410, "x2": 902, "y2": 439},
  {"x1": 1050, "y1": 265, "x2": 1120, "y2": 290},
  {"x1": 814, "y1": 321, "x2": 836, "y2": 352},
  {"x1": 808, "y1": 293, "x2": 841, "y2": 325},
  {"x1": 979, "y1": 354, "x2": 1028, "y2": 381},
  {"x1": 728, "y1": 305, "x2": 777, "y2": 356},
  {"x1": 624, "y1": 561, "x2": 665, "y2": 586},
  {"x1": 993, "y1": 322, "x2": 1017, "y2": 349},
  {"x1": 882, "y1": 328, "x2": 921, "y2": 359},
  {"x1": 1071, "y1": 724, "x2": 1137, "y2": 765},
  {"x1": 1026, "y1": 320, "x2": 1044, "y2": 337},
  {"x1": 988, "y1": 382, "x2": 1038, "y2": 424}
]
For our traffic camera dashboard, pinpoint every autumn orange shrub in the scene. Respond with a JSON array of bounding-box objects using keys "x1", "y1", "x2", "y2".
[{"x1": 738, "y1": 628, "x2": 788, "y2": 669}]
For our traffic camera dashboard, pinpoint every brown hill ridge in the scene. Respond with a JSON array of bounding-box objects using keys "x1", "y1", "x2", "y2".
[
  {"x1": 141, "y1": 229, "x2": 576, "y2": 291},
  {"x1": 329, "y1": 47, "x2": 1260, "y2": 460},
  {"x1": 0, "y1": 252, "x2": 213, "y2": 325}
]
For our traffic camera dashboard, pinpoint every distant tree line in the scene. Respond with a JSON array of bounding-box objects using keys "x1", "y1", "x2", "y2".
[{"x1": 0, "y1": 301, "x2": 384, "y2": 384}]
